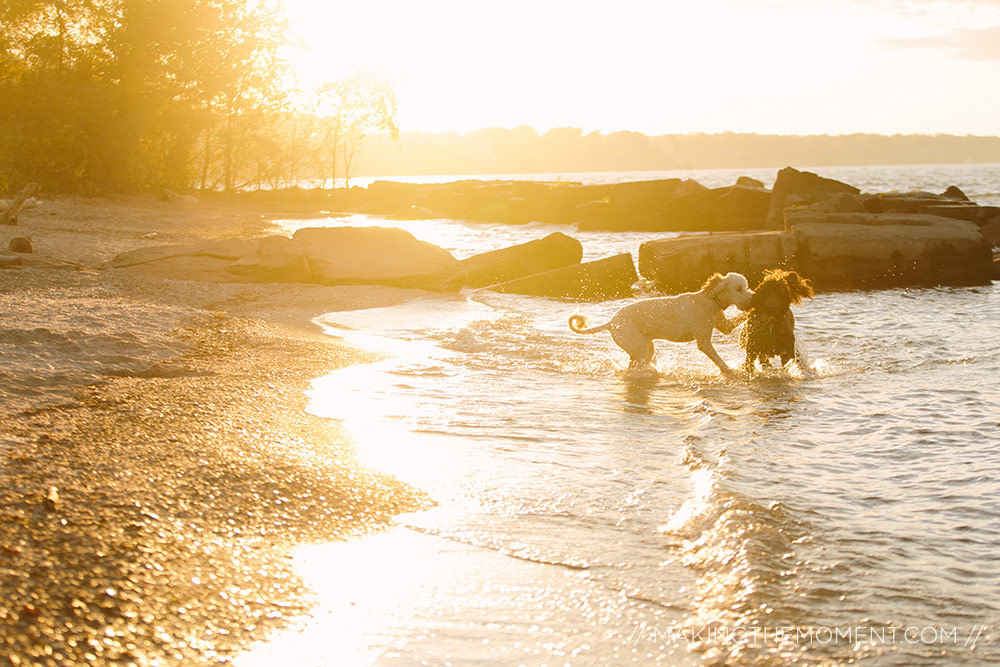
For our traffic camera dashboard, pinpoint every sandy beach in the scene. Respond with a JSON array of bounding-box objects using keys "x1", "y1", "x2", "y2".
[{"x1": 0, "y1": 195, "x2": 431, "y2": 666}]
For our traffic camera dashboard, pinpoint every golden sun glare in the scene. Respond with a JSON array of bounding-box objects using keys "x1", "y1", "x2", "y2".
[{"x1": 283, "y1": 0, "x2": 1000, "y2": 136}]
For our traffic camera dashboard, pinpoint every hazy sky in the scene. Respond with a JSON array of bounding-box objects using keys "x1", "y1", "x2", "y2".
[{"x1": 284, "y1": 0, "x2": 1000, "y2": 135}]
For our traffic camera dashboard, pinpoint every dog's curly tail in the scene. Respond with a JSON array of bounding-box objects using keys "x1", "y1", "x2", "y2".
[{"x1": 569, "y1": 314, "x2": 611, "y2": 334}]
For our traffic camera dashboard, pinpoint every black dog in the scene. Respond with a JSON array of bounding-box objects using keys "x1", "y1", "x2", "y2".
[{"x1": 739, "y1": 269, "x2": 814, "y2": 373}]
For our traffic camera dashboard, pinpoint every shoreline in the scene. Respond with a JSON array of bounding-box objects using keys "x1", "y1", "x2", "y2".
[{"x1": 0, "y1": 195, "x2": 435, "y2": 665}]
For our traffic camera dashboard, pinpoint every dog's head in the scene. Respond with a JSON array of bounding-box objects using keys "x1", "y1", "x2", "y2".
[
  {"x1": 748, "y1": 269, "x2": 815, "y2": 312},
  {"x1": 702, "y1": 272, "x2": 754, "y2": 310}
]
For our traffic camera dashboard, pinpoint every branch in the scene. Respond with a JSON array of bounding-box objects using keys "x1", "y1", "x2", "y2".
[{"x1": 1, "y1": 183, "x2": 40, "y2": 225}]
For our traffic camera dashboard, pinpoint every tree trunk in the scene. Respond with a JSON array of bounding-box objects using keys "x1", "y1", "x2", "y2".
[
  {"x1": 343, "y1": 140, "x2": 357, "y2": 189},
  {"x1": 200, "y1": 124, "x2": 212, "y2": 192},
  {"x1": 223, "y1": 107, "x2": 235, "y2": 193}
]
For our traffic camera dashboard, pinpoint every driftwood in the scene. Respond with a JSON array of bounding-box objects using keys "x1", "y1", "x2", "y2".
[{"x1": 1, "y1": 183, "x2": 41, "y2": 225}]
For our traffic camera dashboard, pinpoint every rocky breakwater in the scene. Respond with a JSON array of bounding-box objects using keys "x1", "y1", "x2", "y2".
[
  {"x1": 358, "y1": 177, "x2": 773, "y2": 233},
  {"x1": 640, "y1": 167, "x2": 996, "y2": 292},
  {"x1": 113, "y1": 227, "x2": 638, "y2": 300}
]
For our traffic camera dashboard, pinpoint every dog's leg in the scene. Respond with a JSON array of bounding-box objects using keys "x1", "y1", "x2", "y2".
[
  {"x1": 715, "y1": 310, "x2": 746, "y2": 335},
  {"x1": 696, "y1": 334, "x2": 733, "y2": 377},
  {"x1": 610, "y1": 323, "x2": 654, "y2": 369}
]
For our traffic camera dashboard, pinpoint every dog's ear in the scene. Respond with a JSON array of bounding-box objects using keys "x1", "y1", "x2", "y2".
[
  {"x1": 701, "y1": 273, "x2": 725, "y2": 296},
  {"x1": 783, "y1": 271, "x2": 815, "y2": 304}
]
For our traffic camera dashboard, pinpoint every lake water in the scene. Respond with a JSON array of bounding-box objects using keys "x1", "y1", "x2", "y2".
[{"x1": 242, "y1": 164, "x2": 1000, "y2": 666}]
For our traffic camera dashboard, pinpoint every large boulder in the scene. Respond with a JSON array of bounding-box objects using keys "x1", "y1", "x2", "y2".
[
  {"x1": 790, "y1": 214, "x2": 993, "y2": 289},
  {"x1": 639, "y1": 231, "x2": 797, "y2": 293},
  {"x1": 571, "y1": 180, "x2": 682, "y2": 231},
  {"x1": 941, "y1": 185, "x2": 970, "y2": 201},
  {"x1": 608, "y1": 179, "x2": 682, "y2": 228},
  {"x1": 671, "y1": 179, "x2": 709, "y2": 199},
  {"x1": 765, "y1": 167, "x2": 860, "y2": 229},
  {"x1": 544, "y1": 184, "x2": 612, "y2": 224},
  {"x1": 575, "y1": 200, "x2": 613, "y2": 230},
  {"x1": 652, "y1": 184, "x2": 771, "y2": 232},
  {"x1": 112, "y1": 238, "x2": 254, "y2": 268},
  {"x1": 225, "y1": 235, "x2": 312, "y2": 283},
  {"x1": 638, "y1": 211, "x2": 993, "y2": 292},
  {"x1": 293, "y1": 226, "x2": 458, "y2": 287},
  {"x1": 980, "y1": 217, "x2": 1000, "y2": 247},
  {"x1": 112, "y1": 239, "x2": 257, "y2": 282},
  {"x1": 113, "y1": 226, "x2": 459, "y2": 287},
  {"x1": 484, "y1": 253, "x2": 638, "y2": 300},
  {"x1": 363, "y1": 180, "x2": 429, "y2": 217},
  {"x1": 441, "y1": 232, "x2": 583, "y2": 290}
]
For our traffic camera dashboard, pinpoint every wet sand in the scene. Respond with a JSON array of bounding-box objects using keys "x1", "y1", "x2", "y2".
[{"x1": 0, "y1": 194, "x2": 431, "y2": 666}]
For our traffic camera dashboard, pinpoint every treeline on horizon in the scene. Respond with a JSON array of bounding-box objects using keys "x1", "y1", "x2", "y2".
[
  {"x1": 2, "y1": 2, "x2": 998, "y2": 196},
  {"x1": 353, "y1": 129, "x2": 1000, "y2": 179}
]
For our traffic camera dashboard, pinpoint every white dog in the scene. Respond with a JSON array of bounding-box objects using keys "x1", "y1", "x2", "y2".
[{"x1": 569, "y1": 272, "x2": 754, "y2": 375}]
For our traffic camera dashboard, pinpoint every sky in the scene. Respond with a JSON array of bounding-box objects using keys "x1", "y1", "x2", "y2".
[{"x1": 283, "y1": 0, "x2": 1000, "y2": 136}]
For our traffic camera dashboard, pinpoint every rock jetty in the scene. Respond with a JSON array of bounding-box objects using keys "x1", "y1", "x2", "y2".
[{"x1": 107, "y1": 166, "x2": 997, "y2": 297}]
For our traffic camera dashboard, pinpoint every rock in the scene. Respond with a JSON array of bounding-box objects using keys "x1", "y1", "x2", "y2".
[
  {"x1": 765, "y1": 167, "x2": 860, "y2": 229},
  {"x1": 737, "y1": 176, "x2": 765, "y2": 189},
  {"x1": 790, "y1": 214, "x2": 992, "y2": 289},
  {"x1": 869, "y1": 192, "x2": 942, "y2": 214},
  {"x1": 8, "y1": 237, "x2": 33, "y2": 253},
  {"x1": 43, "y1": 486, "x2": 59, "y2": 512},
  {"x1": 639, "y1": 212, "x2": 993, "y2": 292},
  {"x1": 113, "y1": 227, "x2": 459, "y2": 287},
  {"x1": 717, "y1": 184, "x2": 772, "y2": 222},
  {"x1": 921, "y1": 204, "x2": 983, "y2": 222},
  {"x1": 941, "y1": 185, "x2": 970, "y2": 201},
  {"x1": 575, "y1": 200, "x2": 613, "y2": 230},
  {"x1": 469, "y1": 196, "x2": 528, "y2": 225},
  {"x1": 980, "y1": 217, "x2": 1000, "y2": 247},
  {"x1": 115, "y1": 253, "x2": 245, "y2": 282},
  {"x1": 442, "y1": 232, "x2": 583, "y2": 290},
  {"x1": 639, "y1": 231, "x2": 797, "y2": 293},
  {"x1": 671, "y1": 179, "x2": 709, "y2": 200},
  {"x1": 606, "y1": 179, "x2": 682, "y2": 228},
  {"x1": 112, "y1": 238, "x2": 254, "y2": 268},
  {"x1": 423, "y1": 181, "x2": 513, "y2": 221},
  {"x1": 536, "y1": 183, "x2": 611, "y2": 224},
  {"x1": 364, "y1": 181, "x2": 430, "y2": 217},
  {"x1": 804, "y1": 193, "x2": 868, "y2": 214},
  {"x1": 225, "y1": 235, "x2": 312, "y2": 283},
  {"x1": 653, "y1": 184, "x2": 771, "y2": 232},
  {"x1": 484, "y1": 253, "x2": 638, "y2": 300},
  {"x1": 293, "y1": 226, "x2": 459, "y2": 287}
]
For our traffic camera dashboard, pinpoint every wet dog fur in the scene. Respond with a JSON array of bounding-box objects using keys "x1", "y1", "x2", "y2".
[
  {"x1": 739, "y1": 269, "x2": 814, "y2": 373},
  {"x1": 569, "y1": 272, "x2": 754, "y2": 376}
]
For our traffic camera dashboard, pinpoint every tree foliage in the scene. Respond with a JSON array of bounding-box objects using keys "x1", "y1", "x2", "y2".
[{"x1": 0, "y1": 1, "x2": 398, "y2": 194}]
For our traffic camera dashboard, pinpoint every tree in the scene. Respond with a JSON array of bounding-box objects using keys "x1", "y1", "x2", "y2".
[
  {"x1": 316, "y1": 73, "x2": 398, "y2": 189},
  {"x1": 0, "y1": 0, "x2": 292, "y2": 193}
]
